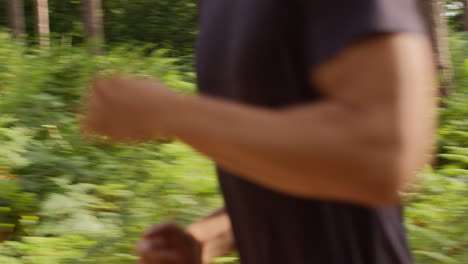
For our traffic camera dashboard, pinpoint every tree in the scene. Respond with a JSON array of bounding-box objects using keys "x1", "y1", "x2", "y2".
[
  {"x1": 461, "y1": 0, "x2": 468, "y2": 30},
  {"x1": 82, "y1": 0, "x2": 104, "y2": 55},
  {"x1": 34, "y1": 0, "x2": 50, "y2": 47},
  {"x1": 419, "y1": 0, "x2": 455, "y2": 98},
  {"x1": 6, "y1": 0, "x2": 25, "y2": 39}
]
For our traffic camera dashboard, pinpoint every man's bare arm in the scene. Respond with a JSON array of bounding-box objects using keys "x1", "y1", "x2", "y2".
[
  {"x1": 85, "y1": 33, "x2": 436, "y2": 207},
  {"x1": 155, "y1": 33, "x2": 436, "y2": 206}
]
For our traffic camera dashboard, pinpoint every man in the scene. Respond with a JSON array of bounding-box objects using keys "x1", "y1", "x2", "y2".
[{"x1": 83, "y1": 0, "x2": 436, "y2": 263}]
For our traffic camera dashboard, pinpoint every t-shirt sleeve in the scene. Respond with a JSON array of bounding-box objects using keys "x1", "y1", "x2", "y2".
[{"x1": 303, "y1": 0, "x2": 426, "y2": 69}]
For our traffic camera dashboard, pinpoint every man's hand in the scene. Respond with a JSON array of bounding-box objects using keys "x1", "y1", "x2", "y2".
[
  {"x1": 187, "y1": 208, "x2": 235, "y2": 264},
  {"x1": 137, "y1": 222, "x2": 202, "y2": 264},
  {"x1": 82, "y1": 76, "x2": 179, "y2": 141},
  {"x1": 138, "y1": 209, "x2": 235, "y2": 264}
]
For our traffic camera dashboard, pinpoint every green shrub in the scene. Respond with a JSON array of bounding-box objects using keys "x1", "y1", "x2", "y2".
[
  {"x1": 1, "y1": 30, "x2": 468, "y2": 264},
  {"x1": 0, "y1": 31, "x2": 220, "y2": 263}
]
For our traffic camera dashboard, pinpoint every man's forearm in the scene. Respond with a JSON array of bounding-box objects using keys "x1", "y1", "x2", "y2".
[
  {"x1": 83, "y1": 34, "x2": 433, "y2": 207},
  {"x1": 160, "y1": 94, "x2": 409, "y2": 207}
]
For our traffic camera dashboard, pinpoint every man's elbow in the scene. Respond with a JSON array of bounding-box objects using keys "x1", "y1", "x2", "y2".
[
  {"x1": 363, "y1": 143, "x2": 432, "y2": 207},
  {"x1": 357, "y1": 108, "x2": 435, "y2": 206}
]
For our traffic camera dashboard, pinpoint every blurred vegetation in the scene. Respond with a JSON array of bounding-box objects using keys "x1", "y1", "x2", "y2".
[
  {"x1": 0, "y1": 0, "x2": 198, "y2": 62},
  {"x1": 0, "y1": 1, "x2": 467, "y2": 263},
  {"x1": 400, "y1": 32, "x2": 468, "y2": 264},
  {"x1": 0, "y1": 32, "x2": 221, "y2": 263}
]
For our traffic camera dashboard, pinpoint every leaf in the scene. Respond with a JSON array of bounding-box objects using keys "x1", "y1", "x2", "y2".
[
  {"x1": 213, "y1": 257, "x2": 239, "y2": 263},
  {"x1": 438, "y1": 154, "x2": 468, "y2": 164},
  {"x1": 413, "y1": 250, "x2": 457, "y2": 263},
  {"x1": 437, "y1": 168, "x2": 468, "y2": 175},
  {"x1": 0, "y1": 256, "x2": 22, "y2": 264}
]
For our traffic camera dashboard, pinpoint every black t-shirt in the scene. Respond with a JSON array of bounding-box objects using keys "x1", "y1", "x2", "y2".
[{"x1": 196, "y1": 1, "x2": 425, "y2": 263}]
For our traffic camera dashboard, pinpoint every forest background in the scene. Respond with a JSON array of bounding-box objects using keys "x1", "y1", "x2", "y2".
[{"x1": 0, "y1": 0, "x2": 467, "y2": 263}]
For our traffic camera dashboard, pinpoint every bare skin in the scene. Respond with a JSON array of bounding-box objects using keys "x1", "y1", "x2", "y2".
[
  {"x1": 186, "y1": 208, "x2": 235, "y2": 263},
  {"x1": 136, "y1": 222, "x2": 202, "y2": 264},
  {"x1": 83, "y1": 33, "x2": 436, "y2": 264},
  {"x1": 136, "y1": 209, "x2": 234, "y2": 264}
]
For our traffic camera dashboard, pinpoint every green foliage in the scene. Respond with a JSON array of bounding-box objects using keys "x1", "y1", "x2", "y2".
[
  {"x1": 405, "y1": 169, "x2": 468, "y2": 263},
  {"x1": 0, "y1": 2, "x2": 468, "y2": 262},
  {"x1": 1, "y1": 0, "x2": 198, "y2": 59},
  {"x1": 102, "y1": 0, "x2": 198, "y2": 58},
  {"x1": 401, "y1": 32, "x2": 468, "y2": 264},
  {"x1": 0, "y1": 31, "x2": 220, "y2": 263}
]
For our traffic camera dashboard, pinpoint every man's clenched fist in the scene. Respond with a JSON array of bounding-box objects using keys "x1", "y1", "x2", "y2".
[
  {"x1": 82, "y1": 76, "x2": 180, "y2": 141},
  {"x1": 137, "y1": 222, "x2": 202, "y2": 264}
]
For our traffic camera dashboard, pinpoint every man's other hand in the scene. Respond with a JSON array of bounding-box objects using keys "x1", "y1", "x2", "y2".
[{"x1": 136, "y1": 222, "x2": 202, "y2": 264}]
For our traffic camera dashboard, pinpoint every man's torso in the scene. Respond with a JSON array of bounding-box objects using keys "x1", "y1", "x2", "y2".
[{"x1": 196, "y1": 1, "x2": 422, "y2": 263}]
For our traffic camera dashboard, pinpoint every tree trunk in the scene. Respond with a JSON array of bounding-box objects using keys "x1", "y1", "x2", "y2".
[
  {"x1": 34, "y1": 0, "x2": 50, "y2": 47},
  {"x1": 82, "y1": 0, "x2": 105, "y2": 55},
  {"x1": 419, "y1": 0, "x2": 454, "y2": 98},
  {"x1": 6, "y1": 0, "x2": 25, "y2": 39},
  {"x1": 463, "y1": 0, "x2": 468, "y2": 31}
]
